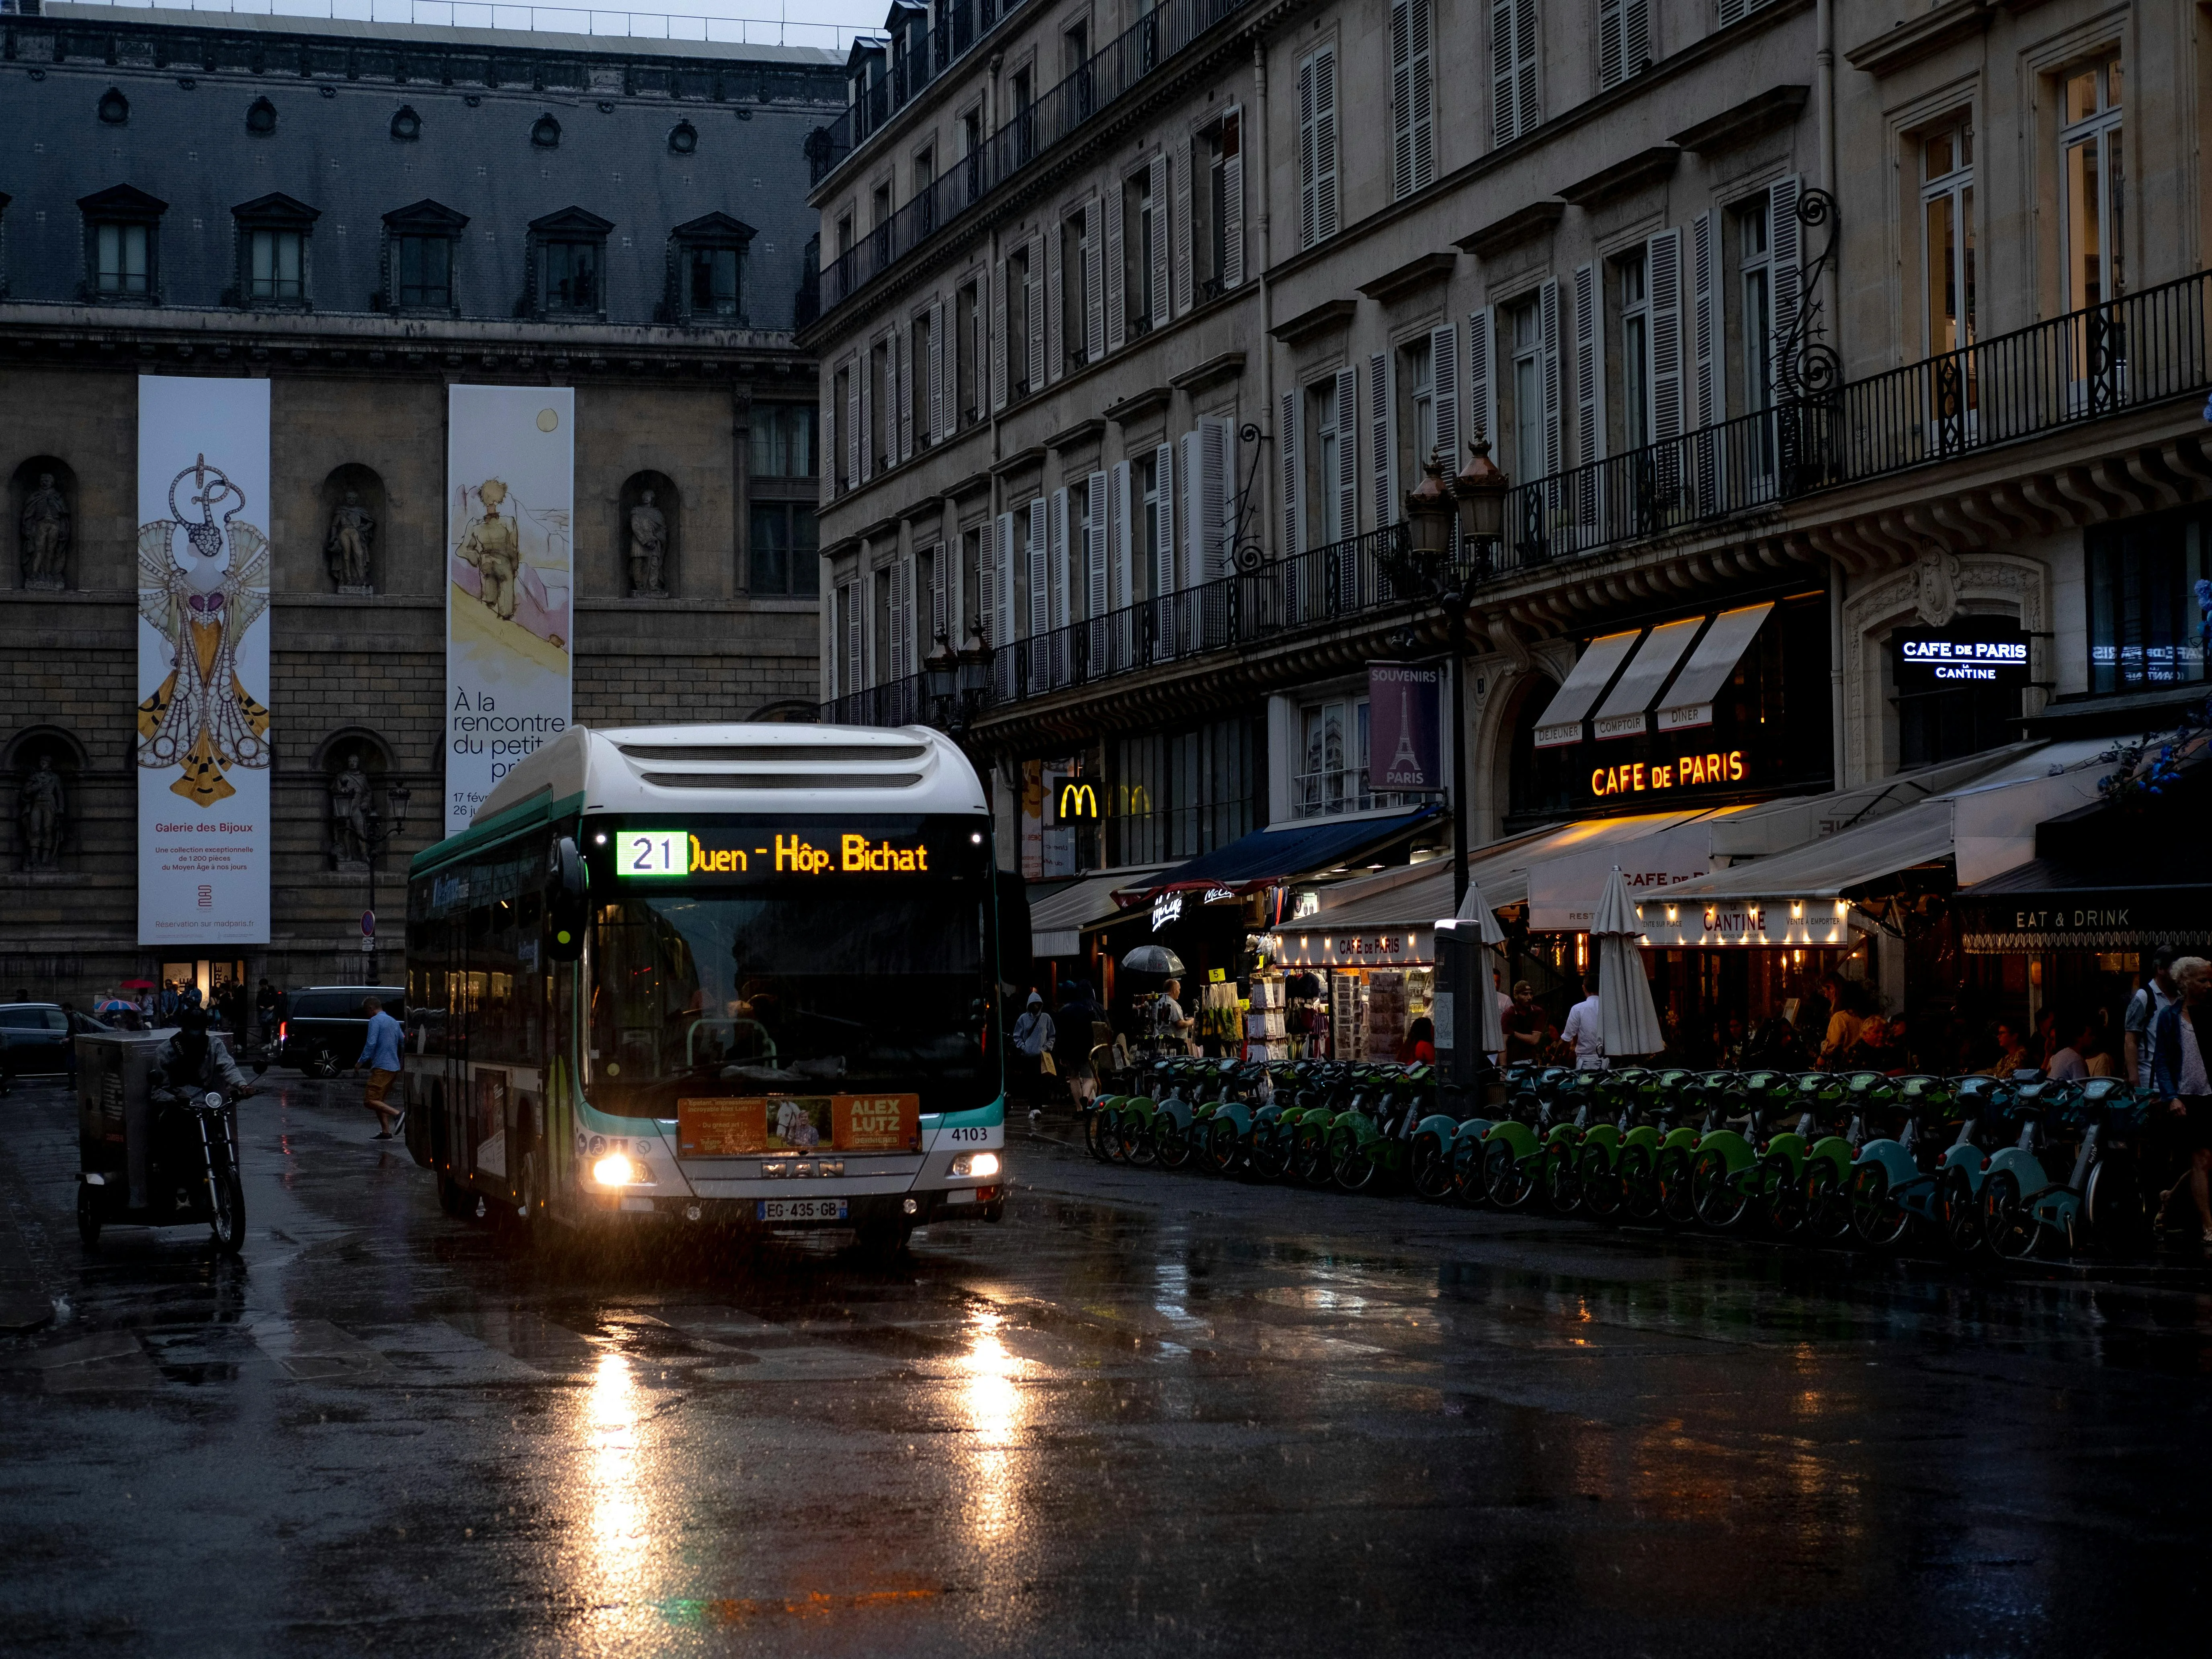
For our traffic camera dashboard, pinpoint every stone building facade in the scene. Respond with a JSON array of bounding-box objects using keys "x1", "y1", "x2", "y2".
[
  {"x1": 1, "y1": 8, "x2": 839, "y2": 1002},
  {"x1": 807, "y1": 0, "x2": 2212, "y2": 896}
]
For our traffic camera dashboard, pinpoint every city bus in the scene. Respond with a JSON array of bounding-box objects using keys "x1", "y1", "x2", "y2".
[{"x1": 401, "y1": 722, "x2": 1025, "y2": 1259}]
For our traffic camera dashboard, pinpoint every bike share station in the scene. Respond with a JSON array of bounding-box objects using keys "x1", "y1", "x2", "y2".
[{"x1": 73, "y1": 1030, "x2": 248, "y2": 1256}]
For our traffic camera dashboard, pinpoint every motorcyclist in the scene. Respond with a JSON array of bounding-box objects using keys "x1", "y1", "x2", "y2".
[{"x1": 155, "y1": 1004, "x2": 253, "y2": 1098}]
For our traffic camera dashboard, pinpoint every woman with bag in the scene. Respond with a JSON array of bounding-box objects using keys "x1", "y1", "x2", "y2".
[{"x1": 1010, "y1": 990, "x2": 1055, "y2": 1108}]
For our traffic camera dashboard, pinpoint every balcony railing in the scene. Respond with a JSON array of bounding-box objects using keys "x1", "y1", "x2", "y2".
[
  {"x1": 813, "y1": 0, "x2": 1253, "y2": 317},
  {"x1": 821, "y1": 268, "x2": 2212, "y2": 727}
]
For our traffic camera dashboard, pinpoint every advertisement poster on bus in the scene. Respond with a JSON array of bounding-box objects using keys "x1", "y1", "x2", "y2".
[
  {"x1": 444, "y1": 385, "x2": 573, "y2": 836},
  {"x1": 135, "y1": 375, "x2": 272, "y2": 946},
  {"x1": 677, "y1": 1094, "x2": 922, "y2": 1156}
]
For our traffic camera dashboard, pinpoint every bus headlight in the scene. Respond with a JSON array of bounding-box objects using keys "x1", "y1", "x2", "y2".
[
  {"x1": 593, "y1": 1152, "x2": 645, "y2": 1186},
  {"x1": 951, "y1": 1151, "x2": 999, "y2": 1179}
]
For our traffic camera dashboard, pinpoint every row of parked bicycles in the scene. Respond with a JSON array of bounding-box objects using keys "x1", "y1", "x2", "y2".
[{"x1": 1080, "y1": 1057, "x2": 2159, "y2": 1259}]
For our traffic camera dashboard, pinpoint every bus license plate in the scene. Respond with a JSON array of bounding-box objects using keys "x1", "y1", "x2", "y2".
[{"x1": 756, "y1": 1198, "x2": 849, "y2": 1222}]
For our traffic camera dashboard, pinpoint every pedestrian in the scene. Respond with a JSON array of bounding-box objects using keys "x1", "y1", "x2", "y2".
[
  {"x1": 254, "y1": 977, "x2": 279, "y2": 1045},
  {"x1": 1499, "y1": 981, "x2": 1550, "y2": 1064},
  {"x1": 2046, "y1": 1012, "x2": 2097, "y2": 1082},
  {"x1": 1981, "y1": 1019, "x2": 2032, "y2": 1077},
  {"x1": 1815, "y1": 975, "x2": 1864, "y2": 1067},
  {"x1": 2150, "y1": 955, "x2": 2212, "y2": 1245},
  {"x1": 1053, "y1": 978, "x2": 1108, "y2": 1113},
  {"x1": 349, "y1": 993, "x2": 405, "y2": 1139},
  {"x1": 1397, "y1": 1016, "x2": 1436, "y2": 1065},
  {"x1": 1153, "y1": 977, "x2": 1193, "y2": 1053},
  {"x1": 1010, "y1": 990, "x2": 1054, "y2": 1106},
  {"x1": 2125, "y1": 945, "x2": 2182, "y2": 1089},
  {"x1": 1560, "y1": 971, "x2": 1605, "y2": 1070}
]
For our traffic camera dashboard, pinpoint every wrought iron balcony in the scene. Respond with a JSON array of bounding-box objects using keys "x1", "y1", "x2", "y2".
[
  {"x1": 822, "y1": 267, "x2": 2212, "y2": 727},
  {"x1": 811, "y1": 0, "x2": 1253, "y2": 319}
]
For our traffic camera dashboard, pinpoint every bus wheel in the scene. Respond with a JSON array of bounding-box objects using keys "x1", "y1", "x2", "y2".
[{"x1": 510, "y1": 1153, "x2": 546, "y2": 1247}]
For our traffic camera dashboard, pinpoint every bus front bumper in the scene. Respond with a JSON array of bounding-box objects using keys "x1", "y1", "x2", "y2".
[{"x1": 581, "y1": 1184, "x2": 1003, "y2": 1229}]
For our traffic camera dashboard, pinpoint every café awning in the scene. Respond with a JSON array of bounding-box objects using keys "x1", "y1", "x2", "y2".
[
  {"x1": 1027, "y1": 867, "x2": 1166, "y2": 957},
  {"x1": 1132, "y1": 805, "x2": 1442, "y2": 899},
  {"x1": 1534, "y1": 602, "x2": 1776, "y2": 748}
]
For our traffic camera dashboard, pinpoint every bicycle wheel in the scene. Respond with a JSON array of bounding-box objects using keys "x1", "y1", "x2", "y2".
[
  {"x1": 1123, "y1": 1113, "x2": 1158, "y2": 1167},
  {"x1": 1291, "y1": 1124, "x2": 1330, "y2": 1186},
  {"x1": 1981, "y1": 1171, "x2": 2040, "y2": 1260},
  {"x1": 1204, "y1": 1116, "x2": 1241, "y2": 1176},
  {"x1": 1940, "y1": 1166, "x2": 1983, "y2": 1254},
  {"x1": 1541, "y1": 1142, "x2": 1583, "y2": 1214},
  {"x1": 1620, "y1": 1144, "x2": 1661, "y2": 1222},
  {"x1": 1155, "y1": 1117, "x2": 1194, "y2": 1172},
  {"x1": 1251, "y1": 1121, "x2": 1294, "y2": 1182},
  {"x1": 1760, "y1": 1155, "x2": 1807, "y2": 1237},
  {"x1": 1450, "y1": 1137, "x2": 1489, "y2": 1206},
  {"x1": 1579, "y1": 1143, "x2": 1623, "y2": 1221},
  {"x1": 1486, "y1": 1139, "x2": 1536, "y2": 1210},
  {"x1": 1691, "y1": 1149, "x2": 1749, "y2": 1230},
  {"x1": 1410, "y1": 1131, "x2": 1454, "y2": 1200},
  {"x1": 1802, "y1": 1160, "x2": 1852, "y2": 1242},
  {"x1": 1333, "y1": 1134, "x2": 1378, "y2": 1193},
  {"x1": 2085, "y1": 1155, "x2": 2147, "y2": 1256},
  {"x1": 1085, "y1": 1106, "x2": 1116, "y2": 1161},
  {"x1": 1657, "y1": 1147, "x2": 1698, "y2": 1227},
  {"x1": 1849, "y1": 1163, "x2": 1910, "y2": 1248}
]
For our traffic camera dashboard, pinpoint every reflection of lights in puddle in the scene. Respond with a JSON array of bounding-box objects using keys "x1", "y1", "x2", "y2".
[
  {"x1": 957, "y1": 1309, "x2": 1031, "y2": 1547},
  {"x1": 579, "y1": 1350, "x2": 654, "y2": 1622}
]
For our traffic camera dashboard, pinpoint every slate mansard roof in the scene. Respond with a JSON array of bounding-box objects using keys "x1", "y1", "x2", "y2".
[{"x1": 0, "y1": 6, "x2": 844, "y2": 333}]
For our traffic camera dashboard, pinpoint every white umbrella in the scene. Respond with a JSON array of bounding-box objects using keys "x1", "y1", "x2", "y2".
[
  {"x1": 1436, "y1": 879, "x2": 1508, "y2": 1055},
  {"x1": 1590, "y1": 865, "x2": 1666, "y2": 1061}
]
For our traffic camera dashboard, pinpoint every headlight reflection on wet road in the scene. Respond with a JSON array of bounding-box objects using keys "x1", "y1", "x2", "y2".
[
  {"x1": 956, "y1": 1307, "x2": 1027, "y2": 1548},
  {"x1": 579, "y1": 1348, "x2": 656, "y2": 1632}
]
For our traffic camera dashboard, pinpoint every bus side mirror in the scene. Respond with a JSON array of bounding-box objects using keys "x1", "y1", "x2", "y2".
[{"x1": 546, "y1": 836, "x2": 588, "y2": 962}]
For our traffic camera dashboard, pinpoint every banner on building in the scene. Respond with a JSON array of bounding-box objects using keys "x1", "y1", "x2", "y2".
[
  {"x1": 445, "y1": 386, "x2": 574, "y2": 836},
  {"x1": 136, "y1": 375, "x2": 272, "y2": 947},
  {"x1": 1367, "y1": 662, "x2": 1444, "y2": 793}
]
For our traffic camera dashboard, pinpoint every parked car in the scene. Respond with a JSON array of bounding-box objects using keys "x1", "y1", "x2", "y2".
[
  {"x1": 0, "y1": 1003, "x2": 110, "y2": 1080},
  {"x1": 277, "y1": 986, "x2": 405, "y2": 1076}
]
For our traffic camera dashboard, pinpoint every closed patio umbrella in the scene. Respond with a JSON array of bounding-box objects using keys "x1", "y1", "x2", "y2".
[
  {"x1": 1438, "y1": 880, "x2": 1509, "y2": 1055},
  {"x1": 1591, "y1": 866, "x2": 1666, "y2": 1061}
]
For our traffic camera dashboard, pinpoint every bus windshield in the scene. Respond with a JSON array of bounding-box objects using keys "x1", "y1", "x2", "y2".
[{"x1": 587, "y1": 878, "x2": 994, "y2": 1120}]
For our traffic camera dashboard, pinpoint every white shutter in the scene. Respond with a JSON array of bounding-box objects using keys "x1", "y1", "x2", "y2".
[
  {"x1": 1299, "y1": 58, "x2": 1317, "y2": 248},
  {"x1": 844, "y1": 580, "x2": 863, "y2": 694},
  {"x1": 1278, "y1": 388, "x2": 1301, "y2": 557},
  {"x1": 1513, "y1": 0, "x2": 1540, "y2": 138},
  {"x1": 1649, "y1": 227, "x2": 1684, "y2": 444},
  {"x1": 987, "y1": 511, "x2": 1012, "y2": 647},
  {"x1": 927, "y1": 299, "x2": 945, "y2": 443},
  {"x1": 1391, "y1": 1, "x2": 1434, "y2": 199},
  {"x1": 1026, "y1": 235, "x2": 1046, "y2": 395},
  {"x1": 1106, "y1": 180, "x2": 1126, "y2": 354},
  {"x1": 1369, "y1": 352, "x2": 1394, "y2": 529},
  {"x1": 1111, "y1": 461, "x2": 1133, "y2": 611},
  {"x1": 990, "y1": 260, "x2": 1008, "y2": 411},
  {"x1": 1573, "y1": 262, "x2": 1601, "y2": 473},
  {"x1": 1300, "y1": 48, "x2": 1338, "y2": 245},
  {"x1": 1173, "y1": 136, "x2": 1195, "y2": 314},
  {"x1": 1180, "y1": 430, "x2": 1204, "y2": 592},
  {"x1": 858, "y1": 343, "x2": 874, "y2": 481},
  {"x1": 1154, "y1": 441, "x2": 1176, "y2": 596},
  {"x1": 1539, "y1": 275, "x2": 1563, "y2": 477},
  {"x1": 1468, "y1": 306, "x2": 1496, "y2": 448},
  {"x1": 1333, "y1": 369, "x2": 1358, "y2": 543},
  {"x1": 927, "y1": 542, "x2": 947, "y2": 645},
  {"x1": 1045, "y1": 223, "x2": 1063, "y2": 384},
  {"x1": 1770, "y1": 174, "x2": 1802, "y2": 391},
  {"x1": 1692, "y1": 211, "x2": 1716, "y2": 429},
  {"x1": 1221, "y1": 109, "x2": 1245, "y2": 289},
  {"x1": 1027, "y1": 498, "x2": 1050, "y2": 643},
  {"x1": 1087, "y1": 469, "x2": 1109, "y2": 621},
  {"x1": 1599, "y1": 0, "x2": 1623, "y2": 91},
  {"x1": 889, "y1": 553, "x2": 911, "y2": 680},
  {"x1": 844, "y1": 360, "x2": 860, "y2": 487},
  {"x1": 896, "y1": 324, "x2": 912, "y2": 464},
  {"x1": 1047, "y1": 487, "x2": 1069, "y2": 634},
  {"x1": 1718, "y1": 0, "x2": 1747, "y2": 25},
  {"x1": 1149, "y1": 154, "x2": 1171, "y2": 330},
  {"x1": 1430, "y1": 321, "x2": 1459, "y2": 472},
  {"x1": 1625, "y1": 0, "x2": 1650, "y2": 79},
  {"x1": 1490, "y1": 0, "x2": 1516, "y2": 149},
  {"x1": 1084, "y1": 197, "x2": 1105, "y2": 365},
  {"x1": 1203, "y1": 417, "x2": 1231, "y2": 574}
]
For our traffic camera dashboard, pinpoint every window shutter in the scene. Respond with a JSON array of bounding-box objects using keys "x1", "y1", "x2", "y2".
[
  {"x1": 1490, "y1": 0, "x2": 1516, "y2": 148},
  {"x1": 987, "y1": 511, "x2": 1011, "y2": 647},
  {"x1": 896, "y1": 324, "x2": 913, "y2": 463},
  {"x1": 1202, "y1": 417, "x2": 1231, "y2": 575},
  {"x1": 1106, "y1": 183, "x2": 1126, "y2": 354},
  {"x1": 928, "y1": 299, "x2": 945, "y2": 443},
  {"x1": 1392, "y1": 0, "x2": 1415, "y2": 200},
  {"x1": 1153, "y1": 441, "x2": 1176, "y2": 596},
  {"x1": 860, "y1": 343, "x2": 876, "y2": 481},
  {"x1": 1770, "y1": 174, "x2": 1802, "y2": 389},
  {"x1": 1573, "y1": 263, "x2": 1601, "y2": 477},
  {"x1": 1045, "y1": 224, "x2": 1063, "y2": 383},
  {"x1": 1026, "y1": 236, "x2": 1046, "y2": 395},
  {"x1": 1278, "y1": 389, "x2": 1301, "y2": 557},
  {"x1": 1314, "y1": 49, "x2": 1338, "y2": 242},
  {"x1": 1085, "y1": 197, "x2": 1105, "y2": 365},
  {"x1": 1598, "y1": 0, "x2": 1623, "y2": 92},
  {"x1": 1692, "y1": 211, "x2": 1716, "y2": 429},
  {"x1": 847, "y1": 360, "x2": 863, "y2": 485},
  {"x1": 1718, "y1": 0, "x2": 1747, "y2": 25},
  {"x1": 1221, "y1": 111, "x2": 1245, "y2": 288},
  {"x1": 1028, "y1": 498, "x2": 1050, "y2": 644},
  {"x1": 1430, "y1": 321, "x2": 1459, "y2": 473},
  {"x1": 1369, "y1": 352, "x2": 1394, "y2": 529},
  {"x1": 1173, "y1": 136, "x2": 1195, "y2": 314},
  {"x1": 1411, "y1": 0, "x2": 1435, "y2": 190},
  {"x1": 927, "y1": 542, "x2": 947, "y2": 645},
  {"x1": 1087, "y1": 469, "x2": 1109, "y2": 622},
  {"x1": 1624, "y1": 0, "x2": 1650, "y2": 78},
  {"x1": 844, "y1": 579, "x2": 863, "y2": 694},
  {"x1": 1539, "y1": 275, "x2": 1563, "y2": 477},
  {"x1": 1047, "y1": 487, "x2": 1069, "y2": 635},
  {"x1": 1111, "y1": 461, "x2": 1133, "y2": 611},
  {"x1": 990, "y1": 260, "x2": 1008, "y2": 411},
  {"x1": 1649, "y1": 227, "x2": 1683, "y2": 444},
  {"x1": 1180, "y1": 430, "x2": 1204, "y2": 600},
  {"x1": 1333, "y1": 368, "x2": 1358, "y2": 543},
  {"x1": 1513, "y1": 0, "x2": 1540, "y2": 138},
  {"x1": 1299, "y1": 58, "x2": 1318, "y2": 249},
  {"x1": 1149, "y1": 154, "x2": 1171, "y2": 330},
  {"x1": 889, "y1": 553, "x2": 911, "y2": 680},
  {"x1": 1468, "y1": 306, "x2": 1496, "y2": 449}
]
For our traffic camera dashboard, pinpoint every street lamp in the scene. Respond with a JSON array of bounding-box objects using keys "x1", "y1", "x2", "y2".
[
  {"x1": 361, "y1": 778, "x2": 412, "y2": 984},
  {"x1": 954, "y1": 619, "x2": 994, "y2": 733},
  {"x1": 1452, "y1": 435, "x2": 1509, "y2": 573},
  {"x1": 924, "y1": 629, "x2": 959, "y2": 728}
]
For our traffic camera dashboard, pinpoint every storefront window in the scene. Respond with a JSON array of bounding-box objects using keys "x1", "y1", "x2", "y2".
[
  {"x1": 1112, "y1": 717, "x2": 1258, "y2": 864},
  {"x1": 2086, "y1": 506, "x2": 2210, "y2": 694}
]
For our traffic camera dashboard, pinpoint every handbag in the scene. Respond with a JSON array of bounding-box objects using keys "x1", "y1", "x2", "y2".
[{"x1": 1038, "y1": 1051, "x2": 1058, "y2": 1076}]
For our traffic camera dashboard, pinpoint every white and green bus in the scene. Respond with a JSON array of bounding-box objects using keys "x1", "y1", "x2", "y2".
[{"x1": 402, "y1": 723, "x2": 1024, "y2": 1258}]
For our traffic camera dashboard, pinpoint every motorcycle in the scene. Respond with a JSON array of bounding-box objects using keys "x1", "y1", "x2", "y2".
[{"x1": 78, "y1": 1083, "x2": 248, "y2": 1257}]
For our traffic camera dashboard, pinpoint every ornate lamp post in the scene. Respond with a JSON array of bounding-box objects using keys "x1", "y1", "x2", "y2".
[{"x1": 362, "y1": 778, "x2": 412, "y2": 984}]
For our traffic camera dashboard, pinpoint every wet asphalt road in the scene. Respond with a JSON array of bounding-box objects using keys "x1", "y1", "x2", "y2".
[{"x1": 1, "y1": 1075, "x2": 2209, "y2": 1658}]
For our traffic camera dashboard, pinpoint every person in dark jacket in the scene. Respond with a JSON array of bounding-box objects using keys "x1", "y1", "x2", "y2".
[
  {"x1": 2150, "y1": 955, "x2": 2212, "y2": 1245},
  {"x1": 1053, "y1": 979, "x2": 1110, "y2": 1113}
]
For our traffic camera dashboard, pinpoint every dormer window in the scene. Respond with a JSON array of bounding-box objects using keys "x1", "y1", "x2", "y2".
[
  {"x1": 381, "y1": 198, "x2": 467, "y2": 313},
  {"x1": 669, "y1": 211, "x2": 755, "y2": 323},
  {"x1": 232, "y1": 192, "x2": 319, "y2": 309},
  {"x1": 528, "y1": 206, "x2": 612, "y2": 318},
  {"x1": 78, "y1": 183, "x2": 168, "y2": 304}
]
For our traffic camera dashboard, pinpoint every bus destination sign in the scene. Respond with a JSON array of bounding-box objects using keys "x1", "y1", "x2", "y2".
[{"x1": 613, "y1": 826, "x2": 938, "y2": 879}]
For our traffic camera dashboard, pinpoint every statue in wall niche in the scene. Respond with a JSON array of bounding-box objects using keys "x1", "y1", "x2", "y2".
[
  {"x1": 627, "y1": 489, "x2": 668, "y2": 596},
  {"x1": 20, "y1": 473, "x2": 70, "y2": 590},
  {"x1": 326, "y1": 488, "x2": 377, "y2": 592},
  {"x1": 329, "y1": 752, "x2": 374, "y2": 868},
  {"x1": 19, "y1": 756, "x2": 66, "y2": 869}
]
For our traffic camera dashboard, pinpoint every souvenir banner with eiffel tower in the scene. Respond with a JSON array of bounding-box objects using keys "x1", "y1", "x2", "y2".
[
  {"x1": 136, "y1": 376, "x2": 272, "y2": 947},
  {"x1": 1366, "y1": 661, "x2": 1444, "y2": 795}
]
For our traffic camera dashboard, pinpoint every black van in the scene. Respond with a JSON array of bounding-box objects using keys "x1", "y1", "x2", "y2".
[{"x1": 277, "y1": 986, "x2": 405, "y2": 1075}]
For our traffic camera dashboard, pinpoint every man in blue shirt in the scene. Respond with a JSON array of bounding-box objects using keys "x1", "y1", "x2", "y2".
[{"x1": 352, "y1": 994, "x2": 405, "y2": 1139}]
